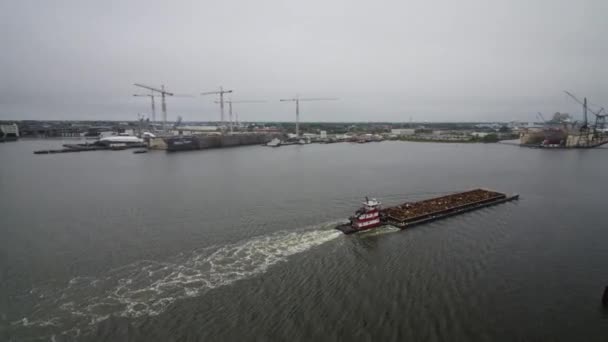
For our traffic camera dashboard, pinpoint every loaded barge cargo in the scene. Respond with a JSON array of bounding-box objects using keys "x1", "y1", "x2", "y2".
[{"x1": 336, "y1": 189, "x2": 519, "y2": 234}]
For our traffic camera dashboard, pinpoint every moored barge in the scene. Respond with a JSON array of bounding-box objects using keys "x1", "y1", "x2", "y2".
[{"x1": 336, "y1": 189, "x2": 519, "y2": 234}]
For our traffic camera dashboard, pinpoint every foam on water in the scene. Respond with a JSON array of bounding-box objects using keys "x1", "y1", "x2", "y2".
[
  {"x1": 357, "y1": 225, "x2": 401, "y2": 237},
  {"x1": 11, "y1": 225, "x2": 342, "y2": 338}
]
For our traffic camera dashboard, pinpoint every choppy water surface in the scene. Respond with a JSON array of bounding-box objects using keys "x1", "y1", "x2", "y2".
[{"x1": 1, "y1": 139, "x2": 608, "y2": 341}]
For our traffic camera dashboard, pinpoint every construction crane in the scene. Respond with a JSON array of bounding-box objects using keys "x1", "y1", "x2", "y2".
[
  {"x1": 201, "y1": 86, "x2": 233, "y2": 128},
  {"x1": 215, "y1": 99, "x2": 266, "y2": 133},
  {"x1": 133, "y1": 93, "x2": 157, "y2": 128},
  {"x1": 563, "y1": 90, "x2": 603, "y2": 129},
  {"x1": 134, "y1": 84, "x2": 174, "y2": 132},
  {"x1": 591, "y1": 107, "x2": 607, "y2": 131},
  {"x1": 563, "y1": 90, "x2": 608, "y2": 146},
  {"x1": 279, "y1": 96, "x2": 338, "y2": 136},
  {"x1": 537, "y1": 112, "x2": 546, "y2": 124},
  {"x1": 133, "y1": 93, "x2": 193, "y2": 123}
]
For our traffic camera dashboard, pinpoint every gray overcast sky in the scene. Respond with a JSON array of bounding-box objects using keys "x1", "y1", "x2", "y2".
[{"x1": 0, "y1": 0, "x2": 606, "y2": 122}]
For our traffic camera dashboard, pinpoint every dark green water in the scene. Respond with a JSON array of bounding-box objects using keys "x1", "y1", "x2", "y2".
[{"x1": 1, "y1": 139, "x2": 608, "y2": 341}]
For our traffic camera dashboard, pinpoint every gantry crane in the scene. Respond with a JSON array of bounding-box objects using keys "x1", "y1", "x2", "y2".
[
  {"x1": 563, "y1": 90, "x2": 608, "y2": 146},
  {"x1": 279, "y1": 96, "x2": 338, "y2": 136},
  {"x1": 564, "y1": 91, "x2": 591, "y2": 129}
]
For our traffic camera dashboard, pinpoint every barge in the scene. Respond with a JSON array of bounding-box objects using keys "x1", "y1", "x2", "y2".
[{"x1": 336, "y1": 189, "x2": 519, "y2": 234}]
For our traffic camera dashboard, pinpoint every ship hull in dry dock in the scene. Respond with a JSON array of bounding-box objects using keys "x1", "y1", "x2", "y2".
[
  {"x1": 166, "y1": 136, "x2": 201, "y2": 151},
  {"x1": 520, "y1": 130, "x2": 545, "y2": 145},
  {"x1": 165, "y1": 133, "x2": 281, "y2": 152},
  {"x1": 542, "y1": 128, "x2": 568, "y2": 145}
]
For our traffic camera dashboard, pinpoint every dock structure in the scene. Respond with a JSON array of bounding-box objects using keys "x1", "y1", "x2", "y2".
[
  {"x1": 33, "y1": 142, "x2": 146, "y2": 154},
  {"x1": 163, "y1": 132, "x2": 282, "y2": 151},
  {"x1": 564, "y1": 132, "x2": 608, "y2": 148},
  {"x1": 520, "y1": 132, "x2": 608, "y2": 149},
  {"x1": 0, "y1": 123, "x2": 19, "y2": 141},
  {"x1": 518, "y1": 91, "x2": 608, "y2": 149}
]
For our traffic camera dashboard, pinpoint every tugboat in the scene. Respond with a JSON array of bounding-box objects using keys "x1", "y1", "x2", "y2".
[{"x1": 336, "y1": 197, "x2": 382, "y2": 234}]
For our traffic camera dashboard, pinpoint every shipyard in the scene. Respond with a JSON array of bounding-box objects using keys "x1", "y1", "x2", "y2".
[{"x1": 2, "y1": 87, "x2": 606, "y2": 155}]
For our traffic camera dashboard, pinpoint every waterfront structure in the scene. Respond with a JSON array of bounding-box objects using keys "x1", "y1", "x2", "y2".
[
  {"x1": 391, "y1": 128, "x2": 415, "y2": 136},
  {"x1": 0, "y1": 123, "x2": 19, "y2": 141}
]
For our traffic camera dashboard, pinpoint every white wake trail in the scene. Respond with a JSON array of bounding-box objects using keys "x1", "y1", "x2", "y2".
[{"x1": 14, "y1": 227, "x2": 342, "y2": 337}]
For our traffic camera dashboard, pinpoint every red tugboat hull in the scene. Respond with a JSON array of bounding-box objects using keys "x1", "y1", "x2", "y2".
[
  {"x1": 336, "y1": 222, "x2": 376, "y2": 234},
  {"x1": 337, "y1": 197, "x2": 383, "y2": 234}
]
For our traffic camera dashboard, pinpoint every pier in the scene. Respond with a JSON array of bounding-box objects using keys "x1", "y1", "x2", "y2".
[{"x1": 33, "y1": 142, "x2": 146, "y2": 154}]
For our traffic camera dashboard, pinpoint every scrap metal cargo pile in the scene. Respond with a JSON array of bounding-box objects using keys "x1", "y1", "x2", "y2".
[{"x1": 382, "y1": 189, "x2": 506, "y2": 225}]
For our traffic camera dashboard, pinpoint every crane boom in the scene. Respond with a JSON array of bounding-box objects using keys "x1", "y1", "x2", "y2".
[
  {"x1": 134, "y1": 83, "x2": 174, "y2": 96},
  {"x1": 564, "y1": 91, "x2": 583, "y2": 106},
  {"x1": 564, "y1": 90, "x2": 590, "y2": 127},
  {"x1": 537, "y1": 112, "x2": 546, "y2": 123},
  {"x1": 229, "y1": 100, "x2": 266, "y2": 104},
  {"x1": 563, "y1": 90, "x2": 606, "y2": 116},
  {"x1": 201, "y1": 90, "x2": 233, "y2": 96},
  {"x1": 134, "y1": 94, "x2": 193, "y2": 98}
]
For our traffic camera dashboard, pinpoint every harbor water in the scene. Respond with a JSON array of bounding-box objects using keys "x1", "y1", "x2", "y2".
[{"x1": 1, "y1": 139, "x2": 608, "y2": 341}]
